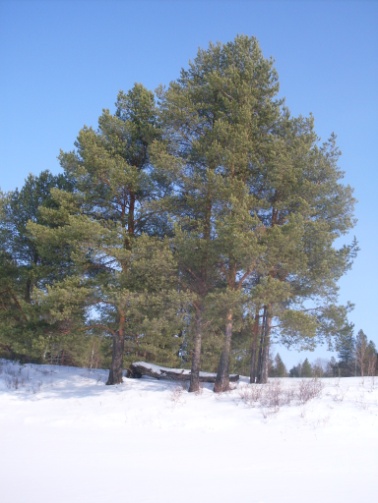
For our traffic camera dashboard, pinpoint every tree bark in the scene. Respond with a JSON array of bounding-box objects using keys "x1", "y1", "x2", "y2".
[
  {"x1": 249, "y1": 308, "x2": 260, "y2": 383},
  {"x1": 214, "y1": 309, "x2": 233, "y2": 393},
  {"x1": 106, "y1": 330, "x2": 125, "y2": 385},
  {"x1": 256, "y1": 305, "x2": 271, "y2": 384},
  {"x1": 189, "y1": 305, "x2": 203, "y2": 392}
]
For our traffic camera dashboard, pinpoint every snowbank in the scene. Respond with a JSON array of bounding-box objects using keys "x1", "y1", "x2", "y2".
[{"x1": 1, "y1": 360, "x2": 377, "y2": 503}]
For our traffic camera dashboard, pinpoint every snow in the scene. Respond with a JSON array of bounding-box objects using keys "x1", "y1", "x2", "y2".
[
  {"x1": 132, "y1": 360, "x2": 236, "y2": 379},
  {"x1": 1, "y1": 360, "x2": 377, "y2": 503}
]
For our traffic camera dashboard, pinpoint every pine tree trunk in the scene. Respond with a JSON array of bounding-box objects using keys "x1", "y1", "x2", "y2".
[
  {"x1": 106, "y1": 330, "x2": 125, "y2": 385},
  {"x1": 256, "y1": 306, "x2": 271, "y2": 384},
  {"x1": 189, "y1": 305, "x2": 203, "y2": 392},
  {"x1": 189, "y1": 190, "x2": 211, "y2": 393},
  {"x1": 261, "y1": 329, "x2": 270, "y2": 383},
  {"x1": 214, "y1": 309, "x2": 233, "y2": 393},
  {"x1": 249, "y1": 308, "x2": 260, "y2": 383},
  {"x1": 256, "y1": 309, "x2": 266, "y2": 383}
]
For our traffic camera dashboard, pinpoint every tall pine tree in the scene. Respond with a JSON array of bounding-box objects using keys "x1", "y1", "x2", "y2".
[
  {"x1": 154, "y1": 35, "x2": 356, "y2": 390},
  {"x1": 29, "y1": 85, "x2": 182, "y2": 384},
  {"x1": 154, "y1": 36, "x2": 281, "y2": 391}
]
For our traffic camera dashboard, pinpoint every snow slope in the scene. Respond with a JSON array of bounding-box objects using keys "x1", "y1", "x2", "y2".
[{"x1": 1, "y1": 360, "x2": 377, "y2": 503}]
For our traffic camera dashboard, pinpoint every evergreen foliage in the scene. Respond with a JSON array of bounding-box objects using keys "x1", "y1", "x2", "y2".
[
  {"x1": 301, "y1": 358, "x2": 313, "y2": 378},
  {"x1": 154, "y1": 35, "x2": 357, "y2": 389},
  {"x1": 269, "y1": 353, "x2": 288, "y2": 377},
  {"x1": 289, "y1": 359, "x2": 313, "y2": 378},
  {"x1": 0, "y1": 172, "x2": 76, "y2": 362},
  {"x1": 28, "y1": 85, "x2": 184, "y2": 384},
  {"x1": 336, "y1": 330, "x2": 356, "y2": 376},
  {"x1": 355, "y1": 329, "x2": 377, "y2": 377},
  {"x1": 289, "y1": 329, "x2": 377, "y2": 378},
  {"x1": 1, "y1": 36, "x2": 359, "y2": 387}
]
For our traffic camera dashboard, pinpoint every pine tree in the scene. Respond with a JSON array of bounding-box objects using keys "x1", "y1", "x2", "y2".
[
  {"x1": 154, "y1": 36, "x2": 281, "y2": 391},
  {"x1": 248, "y1": 121, "x2": 357, "y2": 383},
  {"x1": 354, "y1": 329, "x2": 377, "y2": 377},
  {"x1": 29, "y1": 85, "x2": 183, "y2": 384},
  {"x1": 152, "y1": 102, "x2": 224, "y2": 390},
  {"x1": 0, "y1": 172, "x2": 74, "y2": 361},
  {"x1": 336, "y1": 331, "x2": 356, "y2": 376},
  {"x1": 289, "y1": 363, "x2": 302, "y2": 378},
  {"x1": 326, "y1": 356, "x2": 339, "y2": 377},
  {"x1": 269, "y1": 353, "x2": 288, "y2": 377},
  {"x1": 154, "y1": 35, "x2": 357, "y2": 390},
  {"x1": 366, "y1": 340, "x2": 377, "y2": 376},
  {"x1": 15, "y1": 36, "x2": 357, "y2": 391},
  {"x1": 276, "y1": 353, "x2": 288, "y2": 377},
  {"x1": 301, "y1": 358, "x2": 313, "y2": 377}
]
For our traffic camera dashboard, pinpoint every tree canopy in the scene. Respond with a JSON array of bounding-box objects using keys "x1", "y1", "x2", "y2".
[{"x1": 0, "y1": 36, "x2": 358, "y2": 389}]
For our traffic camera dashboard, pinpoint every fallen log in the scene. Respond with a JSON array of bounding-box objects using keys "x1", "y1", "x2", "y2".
[{"x1": 127, "y1": 361, "x2": 239, "y2": 383}]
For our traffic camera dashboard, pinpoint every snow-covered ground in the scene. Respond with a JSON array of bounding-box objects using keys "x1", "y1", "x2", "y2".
[{"x1": 1, "y1": 359, "x2": 377, "y2": 503}]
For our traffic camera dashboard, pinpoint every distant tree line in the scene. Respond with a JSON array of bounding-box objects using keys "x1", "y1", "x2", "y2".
[
  {"x1": 275, "y1": 329, "x2": 377, "y2": 378},
  {"x1": 0, "y1": 36, "x2": 358, "y2": 391},
  {"x1": 331, "y1": 329, "x2": 377, "y2": 377}
]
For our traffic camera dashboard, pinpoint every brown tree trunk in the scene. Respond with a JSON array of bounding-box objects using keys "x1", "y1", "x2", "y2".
[
  {"x1": 256, "y1": 305, "x2": 271, "y2": 384},
  {"x1": 189, "y1": 304, "x2": 203, "y2": 392},
  {"x1": 214, "y1": 309, "x2": 233, "y2": 393},
  {"x1": 249, "y1": 308, "x2": 260, "y2": 383},
  {"x1": 106, "y1": 329, "x2": 125, "y2": 385},
  {"x1": 261, "y1": 323, "x2": 270, "y2": 383},
  {"x1": 107, "y1": 194, "x2": 133, "y2": 386}
]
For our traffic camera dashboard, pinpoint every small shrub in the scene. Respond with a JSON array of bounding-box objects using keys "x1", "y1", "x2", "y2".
[
  {"x1": 239, "y1": 380, "x2": 294, "y2": 410},
  {"x1": 239, "y1": 378, "x2": 326, "y2": 412},
  {"x1": 298, "y1": 377, "x2": 323, "y2": 403},
  {"x1": 170, "y1": 383, "x2": 186, "y2": 404},
  {"x1": 261, "y1": 381, "x2": 282, "y2": 408},
  {"x1": 238, "y1": 383, "x2": 264, "y2": 406}
]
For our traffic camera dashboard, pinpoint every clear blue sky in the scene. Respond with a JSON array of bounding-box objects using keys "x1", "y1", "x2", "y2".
[{"x1": 1, "y1": 0, "x2": 377, "y2": 368}]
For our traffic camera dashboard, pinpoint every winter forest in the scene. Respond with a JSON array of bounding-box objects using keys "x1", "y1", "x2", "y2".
[{"x1": 1, "y1": 36, "x2": 375, "y2": 390}]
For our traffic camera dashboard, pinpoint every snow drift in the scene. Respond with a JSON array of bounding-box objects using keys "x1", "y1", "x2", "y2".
[{"x1": 0, "y1": 360, "x2": 377, "y2": 503}]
